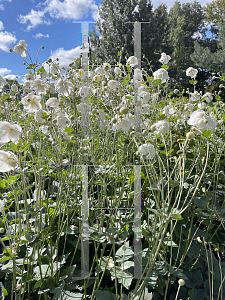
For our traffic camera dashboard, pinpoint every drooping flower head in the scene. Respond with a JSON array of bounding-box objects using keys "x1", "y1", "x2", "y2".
[
  {"x1": 0, "y1": 151, "x2": 18, "y2": 172},
  {"x1": 187, "y1": 110, "x2": 217, "y2": 133},
  {"x1": 0, "y1": 121, "x2": 22, "y2": 144},
  {"x1": 14, "y1": 40, "x2": 27, "y2": 58}
]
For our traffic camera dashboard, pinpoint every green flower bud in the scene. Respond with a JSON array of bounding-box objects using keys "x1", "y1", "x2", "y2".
[
  {"x1": 186, "y1": 132, "x2": 195, "y2": 140},
  {"x1": 143, "y1": 130, "x2": 148, "y2": 135},
  {"x1": 120, "y1": 106, "x2": 129, "y2": 114},
  {"x1": 112, "y1": 118, "x2": 117, "y2": 124},
  {"x1": 178, "y1": 279, "x2": 185, "y2": 286}
]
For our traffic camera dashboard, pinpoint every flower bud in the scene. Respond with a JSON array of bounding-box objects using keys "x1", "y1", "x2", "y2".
[
  {"x1": 9, "y1": 48, "x2": 13, "y2": 52},
  {"x1": 214, "y1": 248, "x2": 219, "y2": 252},
  {"x1": 48, "y1": 58, "x2": 52, "y2": 63},
  {"x1": 197, "y1": 236, "x2": 202, "y2": 244},
  {"x1": 42, "y1": 46, "x2": 44, "y2": 49},
  {"x1": 186, "y1": 132, "x2": 194, "y2": 140},
  {"x1": 120, "y1": 106, "x2": 129, "y2": 114},
  {"x1": 151, "y1": 125, "x2": 156, "y2": 131},
  {"x1": 143, "y1": 130, "x2": 148, "y2": 135},
  {"x1": 219, "y1": 84, "x2": 223, "y2": 89},
  {"x1": 47, "y1": 116, "x2": 52, "y2": 121},
  {"x1": 92, "y1": 109, "x2": 97, "y2": 115},
  {"x1": 178, "y1": 279, "x2": 185, "y2": 286},
  {"x1": 212, "y1": 76, "x2": 216, "y2": 80},
  {"x1": 112, "y1": 118, "x2": 117, "y2": 124},
  {"x1": 174, "y1": 89, "x2": 179, "y2": 94}
]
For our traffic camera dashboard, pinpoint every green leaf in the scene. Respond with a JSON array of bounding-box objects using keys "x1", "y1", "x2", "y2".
[
  {"x1": 26, "y1": 64, "x2": 37, "y2": 70},
  {"x1": 220, "y1": 76, "x2": 225, "y2": 81},
  {"x1": 171, "y1": 214, "x2": 183, "y2": 220},
  {"x1": 161, "y1": 65, "x2": 169, "y2": 70},
  {"x1": 94, "y1": 290, "x2": 117, "y2": 300},
  {"x1": 59, "y1": 291, "x2": 83, "y2": 299},
  {"x1": 193, "y1": 197, "x2": 207, "y2": 209},
  {"x1": 216, "y1": 95, "x2": 221, "y2": 100},
  {"x1": 147, "y1": 76, "x2": 153, "y2": 82},
  {"x1": 202, "y1": 130, "x2": 212, "y2": 139},
  {"x1": 123, "y1": 74, "x2": 130, "y2": 86},
  {"x1": 184, "y1": 269, "x2": 203, "y2": 289},
  {"x1": 65, "y1": 127, "x2": 74, "y2": 135},
  {"x1": 8, "y1": 142, "x2": 17, "y2": 152}
]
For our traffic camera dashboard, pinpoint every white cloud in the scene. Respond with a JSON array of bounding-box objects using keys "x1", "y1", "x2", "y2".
[
  {"x1": 33, "y1": 32, "x2": 49, "y2": 38},
  {"x1": 0, "y1": 67, "x2": 11, "y2": 75},
  {"x1": 0, "y1": 31, "x2": 16, "y2": 52},
  {"x1": 4, "y1": 74, "x2": 20, "y2": 80},
  {"x1": 0, "y1": 21, "x2": 4, "y2": 30},
  {"x1": 49, "y1": 46, "x2": 82, "y2": 67},
  {"x1": 17, "y1": 0, "x2": 99, "y2": 31},
  {"x1": 17, "y1": 8, "x2": 52, "y2": 31},
  {"x1": 0, "y1": 5, "x2": 4, "y2": 10}
]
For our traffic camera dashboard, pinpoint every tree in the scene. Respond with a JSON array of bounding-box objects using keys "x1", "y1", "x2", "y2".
[
  {"x1": 89, "y1": 0, "x2": 139, "y2": 69},
  {"x1": 167, "y1": 0, "x2": 205, "y2": 90},
  {"x1": 88, "y1": 0, "x2": 172, "y2": 74},
  {"x1": 190, "y1": 20, "x2": 225, "y2": 94}
]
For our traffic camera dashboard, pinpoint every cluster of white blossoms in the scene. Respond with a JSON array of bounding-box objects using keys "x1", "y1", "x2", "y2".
[{"x1": 0, "y1": 42, "x2": 220, "y2": 173}]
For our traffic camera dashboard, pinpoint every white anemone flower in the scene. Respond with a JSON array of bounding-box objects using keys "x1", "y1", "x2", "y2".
[
  {"x1": 0, "y1": 121, "x2": 22, "y2": 144},
  {"x1": 40, "y1": 125, "x2": 51, "y2": 136},
  {"x1": 46, "y1": 97, "x2": 60, "y2": 108},
  {"x1": 92, "y1": 75, "x2": 101, "y2": 82},
  {"x1": 119, "y1": 117, "x2": 132, "y2": 132},
  {"x1": 21, "y1": 93, "x2": 42, "y2": 113},
  {"x1": 126, "y1": 56, "x2": 138, "y2": 67},
  {"x1": 159, "y1": 52, "x2": 171, "y2": 65},
  {"x1": 190, "y1": 91, "x2": 201, "y2": 101},
  {"x1": 23, "y1": 73, "x2": 34, "y2": 81},
  {"x1": 55, "y1": 112, "x2": 70, "y2": 129},
  {"x1": 198, "y1": 102, "x2": 206, "y2": 109},
  {"x1": 13, "y1": 40, "x2": 27, "y2": 58},
  {"x1": 153, "y1": 68, "x2": 169, "y2": 83},
  {"x1": 0, "y1": 75, "x2": 6, "y2": 89},
  {"x1": 32, "y1": 79, "x2": 48, "y2": 94},
  {"x1": 134, "y1": 68, "x2": 143, "y2": 81},
  {"x1": 153, "y1": 120, "x2": 170, "y2": 135},
  {"x1": 0, "y1": 151, "x2": 18, "y2": 172},
  {"x1": 202, "y1": 92, "x2": 213, "y2": 103},
  {"x1": 138, "y1": 91, "x2": 151, "y2": 103},
  {"x1": 55, "y1": 79, "x2": 73, "y2": 96},
  {"x1": 11, "y1": 84, "x2": 18, "y2": 92},
  {"x1": 187, "y1": 110, "x2": 217, "y2": 133},
  {"x1": 34, "y1": 110, "x2": 46, "y2": 124},
  {"x1": 95, "y1": 66, "x2": 105, "y2": 75},
  {"x1": 79, "y1": 86, "x2": 94, "y2": 99},
  {"x1": 186, "y1": 67, "x2": 198, "y2": 79},
  {"x1": 107, "y1": 80, "x2": 119, "y2": 91},
  {"x1": 138, "y1": 143, "x2": 156, "y2": 159}
]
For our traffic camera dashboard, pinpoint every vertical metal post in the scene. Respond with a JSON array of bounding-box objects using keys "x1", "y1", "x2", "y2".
[
  {"x1": 81, "y1": 165, "x2": 89, "y2": 278},
  {"x1": 72, "y1": 21, "x2": 95, "y2": 135},
  {"x1": 133, "y1": 165, "x2": 142, "y2": 278},
  {"x1": 125, "y1": 21, "x2": 151, "y2": 132}
]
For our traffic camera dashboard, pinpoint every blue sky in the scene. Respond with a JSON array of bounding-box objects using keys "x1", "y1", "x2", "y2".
[{"x1": 0, "y1": 0, "x2": 211, "y2": 84}]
